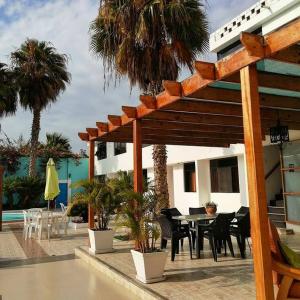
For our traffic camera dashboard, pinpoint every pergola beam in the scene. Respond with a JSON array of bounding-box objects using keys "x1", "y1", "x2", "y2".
[
  {"x1": 96, "y1": 122, "x2": 108, "y2": 132},
  {"x1": 189, "y1": 86, "x2": 300, "y2": 110},
  {"x1": 86, "y1": 128, "x2": 98, "y2": 138},
  {"x1": 140, "y1": 95, "x2": 157, "y2": 109},
  {"x1": 241, "y1": 64, "x2": 274, "y2": 299},
  {"x1": 78, "y1": 132, "x2": 89, "y2": 141},
  {"x1": 224, "y1": 72, "x2": 300, "y2": 92},
  {"x1": 163, "y1": 100, "x2": 300, "y2": 122},
  {"x1": 108, "y1": 115, "x2": 122, "y2": 126},
  {"x1": 122, "y1": 106, "x2": 137, "y2": 118}
]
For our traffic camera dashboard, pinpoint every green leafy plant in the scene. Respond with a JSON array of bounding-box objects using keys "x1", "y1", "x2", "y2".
[
  {"x1": 4, "y1": 176, "x2": 44, "y2": 209},
  {"x1": 116, "y1": 187, "x2": 160, "y2": 253},
  {"x1": 72, "y1": 179, "x2": 120, "y2": 230},
  {"x1": 107, "y1": 171, "x2": 160, "y2": 252},
  {"x1": 67, "y1": 200, "x2": 88, "y2": 223},
  {"x1": 205, "y1": 201, "x2": 218, "y2": 209}
]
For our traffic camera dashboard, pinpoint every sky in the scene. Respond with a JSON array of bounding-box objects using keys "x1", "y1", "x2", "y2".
[{"x1": 0, "y1": 0, "x2": 257, "y2": 152}]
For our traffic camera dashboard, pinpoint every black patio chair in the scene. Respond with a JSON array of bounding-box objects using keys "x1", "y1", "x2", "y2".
[
  {"x1": 189, "y1": 207, "x2": 206, "y2": 250},
  {"x1": 237, "y1": 206, "x2": 249, "y2": 214},
  {"x1": 200, "y1": 212, "x2": 235, "y2": 262},
  {"x1": 230, "y1": 211, "x2": 251, "y2": 258},
  {"x1": 157, "y1": 214, "x2": 192, "y2": 261},
  {"x1": 160, "y1": 208, "x2": 189, "y2": 250}
]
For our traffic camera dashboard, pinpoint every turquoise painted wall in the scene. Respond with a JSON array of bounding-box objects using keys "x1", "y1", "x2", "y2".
[{"x1": 3, "y1": 157, "x2": 88, "y2": 205}]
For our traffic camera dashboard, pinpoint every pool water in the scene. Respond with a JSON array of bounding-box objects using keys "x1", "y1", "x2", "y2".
[{"x1": 2, "y1": 212, "x2": 23, "y2": 222}]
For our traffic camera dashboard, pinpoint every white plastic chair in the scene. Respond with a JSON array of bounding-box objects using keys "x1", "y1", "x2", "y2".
[
  {"x1": 60, "y1": 203, "x2": 66, "y2": 213},
  {"x1": 23, "y1": 210, "x2": 31, "y2": 240},
  {"x1": 36, "y1": 211, "x2": 53, "y2": 241},
  {"x1": 57, "y1": 210, "x2": 70, "y2": 235}
]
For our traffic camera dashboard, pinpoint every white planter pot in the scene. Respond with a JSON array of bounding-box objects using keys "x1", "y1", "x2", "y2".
[
  {"x1": 88, "y1": 229, "x2": 114, "y2": 254},
  {"x1": 131, "y1": 249, "x2": 168, "y2": 284},
  {"x1": 69, "y1": 222, "x2": 88, "y2": 230}
]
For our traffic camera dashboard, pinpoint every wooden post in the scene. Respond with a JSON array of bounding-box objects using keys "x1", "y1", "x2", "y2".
[
  {"x1": 133, "y1": 120, "x2": 143, "y2": 193},
  {"x1": 88, "y1": 140, "x2": 95, "y2": 229},
  {"x1": 0, "y1": 166, "x2": 3, "y2": 232},
  {"x1": 240, "y1": 65, "x2": 274, "y2": 300}
]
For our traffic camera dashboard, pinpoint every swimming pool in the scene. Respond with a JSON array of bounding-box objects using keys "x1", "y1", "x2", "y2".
[{"x1": 2, "y1": 212, "x2": 23, "y2": 222}]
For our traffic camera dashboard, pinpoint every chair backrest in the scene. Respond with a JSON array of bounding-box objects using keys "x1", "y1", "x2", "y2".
[
  {"x1": 156, "y1": 214, "x2": 173, "y2": 239},
  {"x1": 60, "y1": 203, "x2": 66, "y2": 212},
  {"x1": 237, "y1": 212, "x2": 251, "y2": 238},
  {"x1": 189, "y1": 207, "x2": 206, "y2": 215},
  {"x1": 39, "y1": 211, "x2": 53, "y2": 227},
  {"x1": 23, "y1": 210, "x2": 29, "y2": 225},
  {"x1": 237, "y1": 206, "x2": 249, "y2": 214},
  {"x1": 211, "y1": 213, "x2": 235, "y2": 238},
  {"x1": 268, "y1": 219, "x2": 285, "y2": 285}
]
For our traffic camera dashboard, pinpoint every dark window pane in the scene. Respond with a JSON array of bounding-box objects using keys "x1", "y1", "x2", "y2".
[
  {"x1": 184, "y1": 162, "x2": 196, "y2": 192},
  {"x1": 95, "y1": 142, "x2": 107, "y2": 160},
  {"x1": 114, "y1": 142, "x2": 126, "y2": 156},
  {"x1": 210, "y1": 157, "x2": 240, "y2": 193}
]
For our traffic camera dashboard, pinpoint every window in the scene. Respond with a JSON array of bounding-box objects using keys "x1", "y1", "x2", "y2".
[
  {"x1": 143, "y1": 169, "x2": 148, "y2": 182},
  {"x1": 184, "y1": 162, "x2": 196, "y2": 192},
  {"x1": 210, "y1": 157, "x2": 240, "y2": 193},
  {"x1": 95, "y1": 174, "x2": 106, "y2": 183},
  {"x1": 114, "y1": 142, "x2": 126, "y2": 156},
  {"x1": 95, "y1": 142, "x2": 107, "y2": 160}
]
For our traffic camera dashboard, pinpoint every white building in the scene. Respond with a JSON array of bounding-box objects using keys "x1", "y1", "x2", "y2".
[{"x1": 93, "y1": 0, "x2": 300, "y2": 229}]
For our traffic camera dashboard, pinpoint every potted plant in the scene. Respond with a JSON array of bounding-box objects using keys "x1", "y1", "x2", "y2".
[
  {"x1": 73, "y1": 179, "x2": 120, "y2": 254},
  {"x1": 205, "y1": 201, "x2": 218, "y2": 215},
  {"x1": 116, "y1": 187, "x2": 167, "y2": 284}
]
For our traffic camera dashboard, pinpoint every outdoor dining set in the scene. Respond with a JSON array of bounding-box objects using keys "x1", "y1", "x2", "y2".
[
  {"x1": 22, "y1": 203, "x2": 69, "y2": 241},
  {"x1": 157, "y1": 206, "x2": 250, "y2": 262}
]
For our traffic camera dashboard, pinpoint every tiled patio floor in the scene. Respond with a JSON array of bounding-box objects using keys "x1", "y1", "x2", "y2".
[
  {"x1": 1, "y1": 222, "x2": 299, "y2": 300},
  {"x1": 85, "y1": 240, "x2": 255, "y2": 300}
]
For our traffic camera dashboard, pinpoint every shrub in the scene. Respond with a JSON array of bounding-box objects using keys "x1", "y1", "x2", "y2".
[
  {"x1": 67, "y1": 200, "x2": 88, "y2": 223},
  {"x1": 3, "y1": 176, "x2": 45, "y2": 209}
]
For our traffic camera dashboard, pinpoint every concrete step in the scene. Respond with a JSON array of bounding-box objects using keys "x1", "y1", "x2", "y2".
[
  {"x1": 270, "y1": 199, "x2": 284, "y2": 207},
  {"x1": 271, "y1": 220, "x2": 286, "y2": 229},
  {"x1": 268, "y1": 213, "x2": 285, "y2": 222},
  {"x1": 268, "y1": 206, "x2": 285, "y2": 214}
]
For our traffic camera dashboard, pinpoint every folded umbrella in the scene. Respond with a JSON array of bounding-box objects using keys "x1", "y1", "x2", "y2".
[{"x1": 44, "y1": 158, "x2": 60, "y2": 210}]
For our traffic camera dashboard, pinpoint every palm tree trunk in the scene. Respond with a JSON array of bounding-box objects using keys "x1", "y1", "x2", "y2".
[
  {"x1": 150, "y1": 84, "x2": 169, "y2": 212},
  {"x1": 28, "y1": 106, "x2": 41, "y2": 177},
  {"x1": 152, "y1": 144, "x2": 169, "y2": 212}
]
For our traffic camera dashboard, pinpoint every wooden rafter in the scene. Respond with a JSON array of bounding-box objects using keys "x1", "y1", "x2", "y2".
[
  {"x1": 78, "y1": 132, "x2": 89, "y2": 141},
  {"x1": 140, "y1": 95, "x2": 157, "y2": 109},
  {"x1": 108, "y1": 115, "x2": 122, "y2": 126},
  {"x1": 224, "y1": 72, "x2": 300, "y2": 92},
  {"x1": 122, "y1": 106, "x2": 137, "y2": 118},
  {"x1": 86, "y1": 128, "x2": 98, "y2": 138}
]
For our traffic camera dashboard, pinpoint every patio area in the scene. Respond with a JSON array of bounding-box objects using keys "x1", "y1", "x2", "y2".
[{"x1": 1, "y1": 222, "x2": 299, "y2": 300}]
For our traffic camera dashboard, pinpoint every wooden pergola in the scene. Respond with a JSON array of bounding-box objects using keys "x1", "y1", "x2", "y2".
[{"x1": 79, "y1": 18, "x2": 300, "y2": 299}]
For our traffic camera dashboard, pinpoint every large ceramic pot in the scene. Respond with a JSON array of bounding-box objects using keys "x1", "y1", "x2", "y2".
[
  {"x1": 88, "y1": 228, "x2": 114, "y2": 254},
  {"x1": 131, "y1": 249, "x2": 168, "y2": 284},
  {"x1": 206, "y1": 206, "x2": 217, "y2": 215}
]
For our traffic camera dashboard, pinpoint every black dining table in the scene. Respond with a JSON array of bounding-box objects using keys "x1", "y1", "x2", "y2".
[{"x1": 172, "y1": 213, "x2": 245, "y2": 259}]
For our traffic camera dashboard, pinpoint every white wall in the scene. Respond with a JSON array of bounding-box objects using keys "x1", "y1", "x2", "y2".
[
  {"x1": 172, "y1": 164, "x2": 200, "y2": 215},
  {"x1": 263, "y1": 145, "x2": 282, "y2": 203}
]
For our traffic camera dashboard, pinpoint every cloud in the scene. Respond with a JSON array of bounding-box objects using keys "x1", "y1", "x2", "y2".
[{"x1": 0, "y1": 0, "x2": 257, "y2": 151}]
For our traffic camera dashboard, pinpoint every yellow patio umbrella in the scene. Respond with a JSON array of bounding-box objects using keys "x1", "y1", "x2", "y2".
[{"x1": 44, "y1": 158, "x2": 60, "y2": 210}]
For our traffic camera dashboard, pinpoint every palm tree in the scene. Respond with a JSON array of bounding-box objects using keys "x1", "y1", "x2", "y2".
[
  {"x1": 11, "y1": 39, "x2": 71, "y2": 176},
  {"x1": 90, "y1": 0, "x2": 209, "y2": 210},
  {"x1": 0, "y1": 63, "x2": 17, "y2": 118},
  {"x1": 45, "y1": 132, "x2": 71, "y2": 152}
]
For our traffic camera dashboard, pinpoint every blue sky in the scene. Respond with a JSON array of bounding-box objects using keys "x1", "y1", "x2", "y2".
[{"x1": 0, "y1": 0, "x2": 257, "y2": 151}]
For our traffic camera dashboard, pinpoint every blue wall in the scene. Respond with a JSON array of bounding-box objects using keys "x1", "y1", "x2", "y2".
[{"x1": 3, "y1": 157, "x2": 88, "y2": 205}]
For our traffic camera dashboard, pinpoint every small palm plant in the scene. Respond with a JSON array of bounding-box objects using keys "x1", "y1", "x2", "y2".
[
  {"x1": 116, "y1": 187, "x2": 160, "y2": 253},
  {"x1": 72, "y1": 179, "x2": 119, "y2": 230}
]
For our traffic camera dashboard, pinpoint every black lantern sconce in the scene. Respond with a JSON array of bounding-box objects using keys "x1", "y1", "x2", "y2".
[{"x1": 270, "y1": 120, "x2": 289, "y2": 147}]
